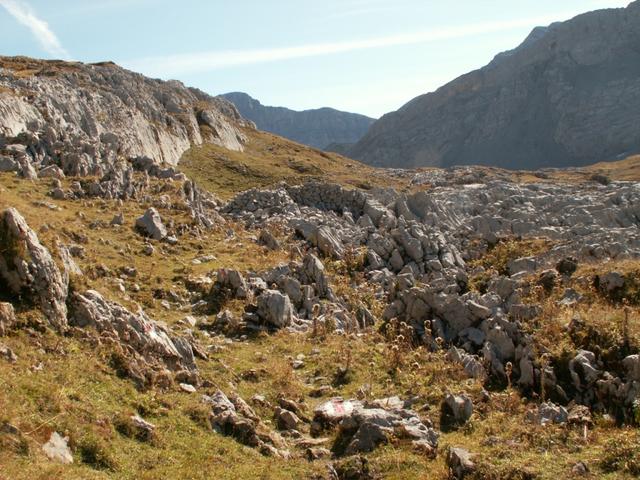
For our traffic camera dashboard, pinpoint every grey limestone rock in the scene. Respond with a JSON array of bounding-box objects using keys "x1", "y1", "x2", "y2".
[
  {"x1": 0, "y1": 208, "x2": 68, "y2": 331},
  {"x1": 136, "y1": 207, "x2": 167, "y2": 240}
]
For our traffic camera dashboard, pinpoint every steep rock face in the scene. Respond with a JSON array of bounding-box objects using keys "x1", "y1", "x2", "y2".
[
  {"x1": 0, "y1": 208, "x2": 68, "y2": 331},
  {"x1": 0, "y1": 57, "x2": 250, "y2": 170},
  {"x1": 350, "y1": 2, "x2": 640, "y2": 169},
  {"x1": 221, "y1": 92, "x2": 375, "y2": 150}
]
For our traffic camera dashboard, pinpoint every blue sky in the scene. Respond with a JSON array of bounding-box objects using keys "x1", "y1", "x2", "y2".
[{"x1": 0, "y1": 0, "x2": 631, "y2": 117}]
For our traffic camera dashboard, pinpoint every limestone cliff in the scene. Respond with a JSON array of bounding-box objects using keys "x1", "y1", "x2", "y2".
[{"x1": 0, "y1": 57, "x2": 250, "y2": 174}]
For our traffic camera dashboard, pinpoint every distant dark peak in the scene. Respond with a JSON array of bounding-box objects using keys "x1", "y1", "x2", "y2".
[{"x1": 220, "y1": 92, "x2": 375, "y2": 150}]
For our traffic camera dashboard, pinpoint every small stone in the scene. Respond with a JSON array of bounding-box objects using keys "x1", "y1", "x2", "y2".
[
  {"x1": 305, "y1": 447, "x2": 330, "y2": 460},
  {"x1": 571, "y1": 461, "x2": 589, "y2": 476},
  {"x1": 556, "y1": 257, "x2": 578, "y2": 276},
  {"x1": 164, "y1": 235, "x2": 178, "y2": 245},
  {"x1": 42, "y1": 432, "x2": 73, "y2": 464},
  {"x1": 275, "y1": 407, "x2": 301, "y2": 431},
  {"x1": 0, "y1": 343, "x2": 17, "y2": 363},
  {"x1": 441, "y1": 393, "x2": 473, "y2": 429},
  {"x1": 447, "y1": 447, "x2": 475, "y2": 479},
  {"x1": 0, "y1": 422, "x2": 20, "y2": 435},
  {"x1": 129, "y1": 415, "x2": 156, "y2": 441},
  {"x1": 179, "y1": 383, "x2": 197, "y2": 393},
  {"x1": 111, "y1": 213, "x2": 125, "y2": 226}
]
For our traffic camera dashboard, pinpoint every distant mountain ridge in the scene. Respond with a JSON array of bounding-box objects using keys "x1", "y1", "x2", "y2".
[
  {"x1": 220, "y1": 92, "x2": 375, "y2": 150},
  {"x1": 349, "y1": 1, "x2": 640, "y2": 169}
]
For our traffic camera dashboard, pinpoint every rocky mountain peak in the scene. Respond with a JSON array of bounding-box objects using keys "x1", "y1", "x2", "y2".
[
  {"x1": 220, "y1": 91, "x2": 375, "y2": 150},
  {"x1": 349, "y1": 2, "x2": 640, "y2": 169}
]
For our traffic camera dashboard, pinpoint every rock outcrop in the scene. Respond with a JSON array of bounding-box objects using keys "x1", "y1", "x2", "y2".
[
  {"x1": 349, "y1": 2, "x2": 640, "y2": 169},
  {"x1": 0, "y1": 208, "x2": 68, "y2": 330},
  {"x1": 313, "y1": 397, "x2": 438, "y2": 456},
  {"x1": 221, "y1": 92, "x2": 374, "y2": 150},
  {"x1": 0, "y1": 57, "x2": 249, "y2": 173},
  {"x1": 205, "y1": 390, "x2": 289, "y2": 457},
  {"x1": 70, "y1": 290, "x2": 196, "y2": 373}
]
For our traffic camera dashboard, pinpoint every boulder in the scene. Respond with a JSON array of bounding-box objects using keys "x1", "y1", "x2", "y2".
[
  {"x1": 527, "y1": 402, "x2": 568, "y2": 425},
  {"x1": 466, "y1": 300, "x2": 491, "y2": 320},
  {"x1": 302, "y1": 254, "x2": 330, "y2": 298},
  {"x1": 509, "y1": 303, "x2": 542, "y2": 321},
  {"x1": 18, "y1": 159, "x2": 37, "y2": 180},
  {"x1": 331, "y1": 399, "x2": 438, "y2": 456},
  {"x1": 316, "y1": 225, "x2": 345, "y2": 259},
  {"x1": 258, "y1": 229, "x2": 281, "y2": 250},
  {"x1": 256, "y1": 290, "x2": 293, "y2": 328},
  {"x1": 622, "y1": 354, "x2": 640, "y2": 382},
  {"x1": 274, "y1": 407, "x2": 301, "y2": 431},
  {"x1": 38, "y1": 165, "x2": 65, "y2": 179},
  {"x1": 136, "y1": 207, "x2": 167, "y2": 240},
  {"x1": 0, "y1": 302, "x2": 16, "y2": 336},
  {"x1": 441, "y1": 393, "x2": 473, "y2": 429},
  {"x1": 70, "y1": 290, "x2": 196, "y2": 371},
  {"x1": 507, "y1": 256, "x2": 537, "y2": 276},
  {"x1": 569, "y1": 350, "x2": 601, "y2": 391},
  {"x1": 447, "y1": 447, "x2": 475, "y2": 479},
  {"x1": 206, "y1": 390, "x2": 289, "y2": 457},
  {"x1": 314, "y1": 398, "x2": 363, "y2": 428},
  {"x1": 0, "y1": 208, "x2": 68, "y2": 330},
  {"x1": 446, "y1": 347, "x2": 486, "y2": 380},
  {"x1": 0, "y1": 156, "x2": 19, "y2": 172},
  {"x1": 215, "y1": 268, "x2": 249, "y2": 299}
]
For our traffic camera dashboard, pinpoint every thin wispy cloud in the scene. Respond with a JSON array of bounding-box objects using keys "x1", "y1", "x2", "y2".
[
  {"x1": 0, "y1": 0, "x2": 71, "y2": 59},
  {"x1": 123, "y1": 11, "x2": 593, "y2": 78}
]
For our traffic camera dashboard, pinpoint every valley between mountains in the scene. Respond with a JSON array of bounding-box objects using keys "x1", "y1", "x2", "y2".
[{"x1": 0, "y1": 53, "x2": 639, "y2": 480}]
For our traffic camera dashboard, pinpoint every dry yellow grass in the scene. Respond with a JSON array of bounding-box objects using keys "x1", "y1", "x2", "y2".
[
  {"x1": 1, "y1": 156, "x2": 640, "y2": 478},
  {"x1": 179, "y1": 128, "x2": 413, "y2": 200},
  {"x1": 586, "y1": 155, "x2": 640, "y2": 181}
]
